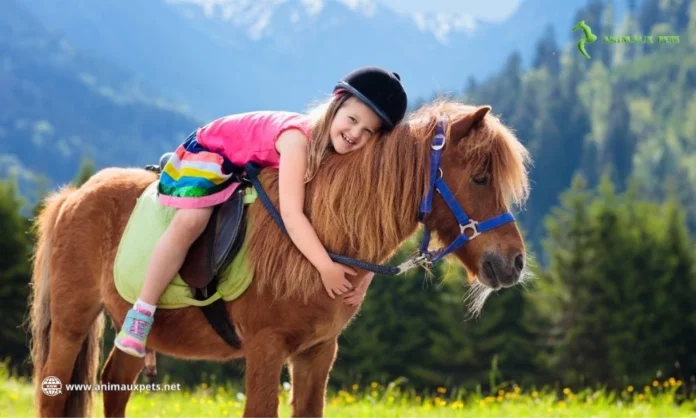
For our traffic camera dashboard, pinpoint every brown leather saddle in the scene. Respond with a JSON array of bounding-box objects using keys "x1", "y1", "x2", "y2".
[
  {"x1": 180, "y1": 186, "x2": 247, "y2": 299},
  {"x1": 147, "y1": 153, "x2": 246, "y2": 348}
]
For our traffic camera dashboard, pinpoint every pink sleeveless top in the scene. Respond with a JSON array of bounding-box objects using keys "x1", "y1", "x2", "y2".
[{"x1": 196, "y1": 110, "x2": 313, "y2": 169}]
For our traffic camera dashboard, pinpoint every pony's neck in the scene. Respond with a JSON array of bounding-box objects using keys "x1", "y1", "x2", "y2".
[{"x1": 307, "y1": 122, "x2": 432, "y2": 264}]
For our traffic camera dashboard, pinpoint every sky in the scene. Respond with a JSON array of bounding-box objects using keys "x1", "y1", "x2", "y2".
[{"x1": 377, "y1": 0, "x2": 523, "y2": 22}]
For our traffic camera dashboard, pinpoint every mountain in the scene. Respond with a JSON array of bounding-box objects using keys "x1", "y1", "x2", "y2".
[
  {"x1": 16, "y1": 0, "x2": 606, "y2": 121},
  {"x1": 0, "y1": 0, "x2": 200, "y2": 195}
]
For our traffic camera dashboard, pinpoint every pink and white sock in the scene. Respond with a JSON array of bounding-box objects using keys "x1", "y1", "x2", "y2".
[{"x1": 134, "y1": 299, "x2": 157, "y2": 317}]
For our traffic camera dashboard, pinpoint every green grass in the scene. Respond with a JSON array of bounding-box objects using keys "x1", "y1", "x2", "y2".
[{"x1": 3, "y1": 375, "x2": 695, "y2": 417}]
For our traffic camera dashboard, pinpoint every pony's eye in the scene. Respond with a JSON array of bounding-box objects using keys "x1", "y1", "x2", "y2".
[{"x1": 472, "y1": 174, "x2": 488, "y2": 185}]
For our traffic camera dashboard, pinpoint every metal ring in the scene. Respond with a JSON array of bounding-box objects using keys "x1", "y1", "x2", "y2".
[
  {"x1": 460, "y1": 220, "x2": 481, "y2": 240},
  {"x1": 431, "y1": 133, "x2": 446, "y2": 150}
]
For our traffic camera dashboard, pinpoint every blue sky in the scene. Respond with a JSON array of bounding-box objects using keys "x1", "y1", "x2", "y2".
[{"x1": 378, "y1": 0, "x2": 523, "y2": 21}]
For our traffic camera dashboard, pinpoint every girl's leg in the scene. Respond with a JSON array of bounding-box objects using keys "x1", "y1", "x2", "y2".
[
  {"x1": 140, "y1": 207, "x2": 214, "y2": 304},
  {"x1": 115, "y1": 207, "x2": 213, "y2": 357}
]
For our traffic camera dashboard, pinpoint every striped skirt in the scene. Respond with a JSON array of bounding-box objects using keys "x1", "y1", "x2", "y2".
[{"x1": 157, "y1": 132, "x2": 241, "y2": 209}]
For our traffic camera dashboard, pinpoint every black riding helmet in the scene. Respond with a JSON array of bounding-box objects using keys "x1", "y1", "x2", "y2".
[{"x1": 333, "y1": 66, "x2": 408, "y2": 130}]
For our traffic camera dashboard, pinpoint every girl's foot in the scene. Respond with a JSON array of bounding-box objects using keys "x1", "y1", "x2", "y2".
[{"x1": 114, "y1": 308, "x2": 154, "y2": 358}]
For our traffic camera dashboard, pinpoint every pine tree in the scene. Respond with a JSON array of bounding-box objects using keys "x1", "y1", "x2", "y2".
[
  {"x1": 530, "y1": 174, "x2": 602, "y2": 386},
  {"x1": 688, "y1": 0, "x2": 696, "y2": 46},
  {"x1": 638, "y1": 0, "x2": 661, "y2": 35},
  {"x1": 659, "y1": 0, "x2": 691, "y2": 33},
  {"x1": 601, "y1": 82, "x2": 636, "y2": 190},
  {"x1": 601, "y1": 0, "x2": 616, "y2": 67},
  {"x1": 335, "y1": 237, "x2": 446, "y2": 387},
  {"x1": 532, "y1": 24, "x2": 560, "y2": 76},
  {"x1": 0, "y1": 179, "x2": 32, "y2": 373},
  {"x1": 73, "y1": 158, "x2": 97, "y2": 187},
  {"x1": 534, "y1": 174, "x2": 696, "y2": 387},
  {"x1": 465, "y1": 52, "x2": 523, "y2": 123},
  {"x1": 645, "y1": 192, "x2": 696, "y2": 382}
]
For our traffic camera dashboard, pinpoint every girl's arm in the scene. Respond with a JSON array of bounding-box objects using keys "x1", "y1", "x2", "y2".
[
  {"x1": 275, "y1": 130, "x2": 355, "y2": 299},
  {"x1": 275, "y1": 129, "x2": 334, "y2": 272}
]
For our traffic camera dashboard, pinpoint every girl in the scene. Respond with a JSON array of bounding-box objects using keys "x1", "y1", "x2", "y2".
[{"x1": 115, "y1": 66, "x2": 408, "y2": 357}]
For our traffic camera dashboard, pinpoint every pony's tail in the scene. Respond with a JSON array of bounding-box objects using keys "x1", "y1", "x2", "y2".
[{"x1": 29, "y1": 185, "x2": 104, "y2": 417}]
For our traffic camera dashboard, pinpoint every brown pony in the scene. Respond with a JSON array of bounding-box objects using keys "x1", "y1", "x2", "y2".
[{"x1": 28, "y1": 100, "x2": 531, "y2": 417}]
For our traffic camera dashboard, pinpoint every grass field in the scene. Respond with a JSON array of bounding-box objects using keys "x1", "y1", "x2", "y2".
[{"x1": 3, "y1": 372, "x2": 695, "y2": 418}]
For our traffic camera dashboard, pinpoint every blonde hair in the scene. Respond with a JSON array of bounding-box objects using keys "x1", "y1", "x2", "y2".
[{"x1": 303, "y1": 91, "x2": 353, "y2": 183}]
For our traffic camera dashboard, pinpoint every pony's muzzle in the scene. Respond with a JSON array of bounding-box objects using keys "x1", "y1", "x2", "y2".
[{"x1": 479, "y1": 251, "x2": 524, "y2": 289}]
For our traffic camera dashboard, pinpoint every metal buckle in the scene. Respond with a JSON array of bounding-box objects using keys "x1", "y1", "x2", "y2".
[
  {"x1": 460, "y1": 220, "x2": 481, "y2": 240},
  {"x1": 397, "y1": 253, "x2": 433, "y2": 274}
]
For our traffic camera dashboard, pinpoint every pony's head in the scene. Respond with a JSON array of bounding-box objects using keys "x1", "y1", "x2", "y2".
[
  {"x1": 247, "y1": 99, "x2": 531, "y2": 306},
  {"x1": 410, "y1": 102, "x2": 531, "y2": 292}
]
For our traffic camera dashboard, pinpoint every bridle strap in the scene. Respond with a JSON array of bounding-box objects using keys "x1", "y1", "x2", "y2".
[{"x1": 414, "y1": 119, "x2": 516, "y2": 266}]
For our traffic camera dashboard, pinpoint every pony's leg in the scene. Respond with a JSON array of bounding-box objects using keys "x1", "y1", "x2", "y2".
[
  {"x1": 101, "y1": 346, "x2": 145, "y2": 417},
  {"x1": 242, "y1": 331, "x2": 289, "y2": 418},
  {"x1": 38, "y1": 312, "x2": 102, "y2": 418},
  {"x1": 288, "y1": 339, "x2": 338, "y2": 418}
]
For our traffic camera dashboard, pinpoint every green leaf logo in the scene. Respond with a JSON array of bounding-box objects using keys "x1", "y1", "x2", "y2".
[{"x1": 572, "y1": 20, "x2": 597, "y2": 59}]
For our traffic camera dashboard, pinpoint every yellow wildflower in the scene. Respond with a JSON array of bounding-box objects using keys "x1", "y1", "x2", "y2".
[{"x1": 451, "y1": 400, "x2": 465, "y2": 409}]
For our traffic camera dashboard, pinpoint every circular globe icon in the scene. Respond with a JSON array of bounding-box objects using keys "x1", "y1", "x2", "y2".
[{"x1": 42, "y1": 376, "x2": 62, "y2": 396}]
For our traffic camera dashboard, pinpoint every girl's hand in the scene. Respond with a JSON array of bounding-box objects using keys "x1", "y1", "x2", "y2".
[
  {"x1": 343, "y1": 272, "x2": 375, "y2": 306},
  {"x1": 319, "y1": 263, "x2": 356, "y2": 299}
]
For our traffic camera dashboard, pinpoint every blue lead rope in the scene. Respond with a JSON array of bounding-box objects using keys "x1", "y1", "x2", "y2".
[{"x1": 243, "y1": 162, "x2": 403, "y2": 276}]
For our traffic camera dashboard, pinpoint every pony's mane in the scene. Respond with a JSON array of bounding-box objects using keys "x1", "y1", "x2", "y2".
[{"x1": 247, "y1": 99, "x2": 531, "y2": 302}]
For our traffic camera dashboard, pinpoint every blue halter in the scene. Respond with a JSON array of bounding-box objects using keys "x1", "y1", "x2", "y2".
[{"x1": 403, "y1": 118, "x2": 516, "y2": 270}]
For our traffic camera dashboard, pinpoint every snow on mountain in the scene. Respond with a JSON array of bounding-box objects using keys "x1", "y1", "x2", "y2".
[
  {"x1": 411, "y1": 12, "x2": 478, "y2": 43},
  {"x1": 167, "y1": 0, "x2": 463, "y2": 43}
]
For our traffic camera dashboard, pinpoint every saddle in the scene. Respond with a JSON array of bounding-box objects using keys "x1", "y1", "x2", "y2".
[{"x1": 150, "y1": 153, "x2": 246, "y2": 348}]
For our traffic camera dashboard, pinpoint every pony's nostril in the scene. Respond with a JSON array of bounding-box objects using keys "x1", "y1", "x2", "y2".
[{"x1": 514, "y1": 254, "x2": 525, "y2": 271}]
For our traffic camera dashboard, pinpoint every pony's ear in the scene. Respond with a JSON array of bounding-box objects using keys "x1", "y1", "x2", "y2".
[{"x1": 450, "y1": 105, "x2": 491, "y2": 141}]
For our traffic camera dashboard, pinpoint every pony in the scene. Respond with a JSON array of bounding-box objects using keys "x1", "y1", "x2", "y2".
[{"x1": 28, "y1": 100, "x2": 531, "y2": 417}]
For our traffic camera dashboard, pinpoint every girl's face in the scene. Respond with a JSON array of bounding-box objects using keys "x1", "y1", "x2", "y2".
[{"x1": 329, "y1": 97, "x2": 382, "y2": 154}]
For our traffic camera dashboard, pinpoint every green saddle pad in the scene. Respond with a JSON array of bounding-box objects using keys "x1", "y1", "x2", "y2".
[{"x1": 114, "y1": 181, "x2": 257, "y2": 309}]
